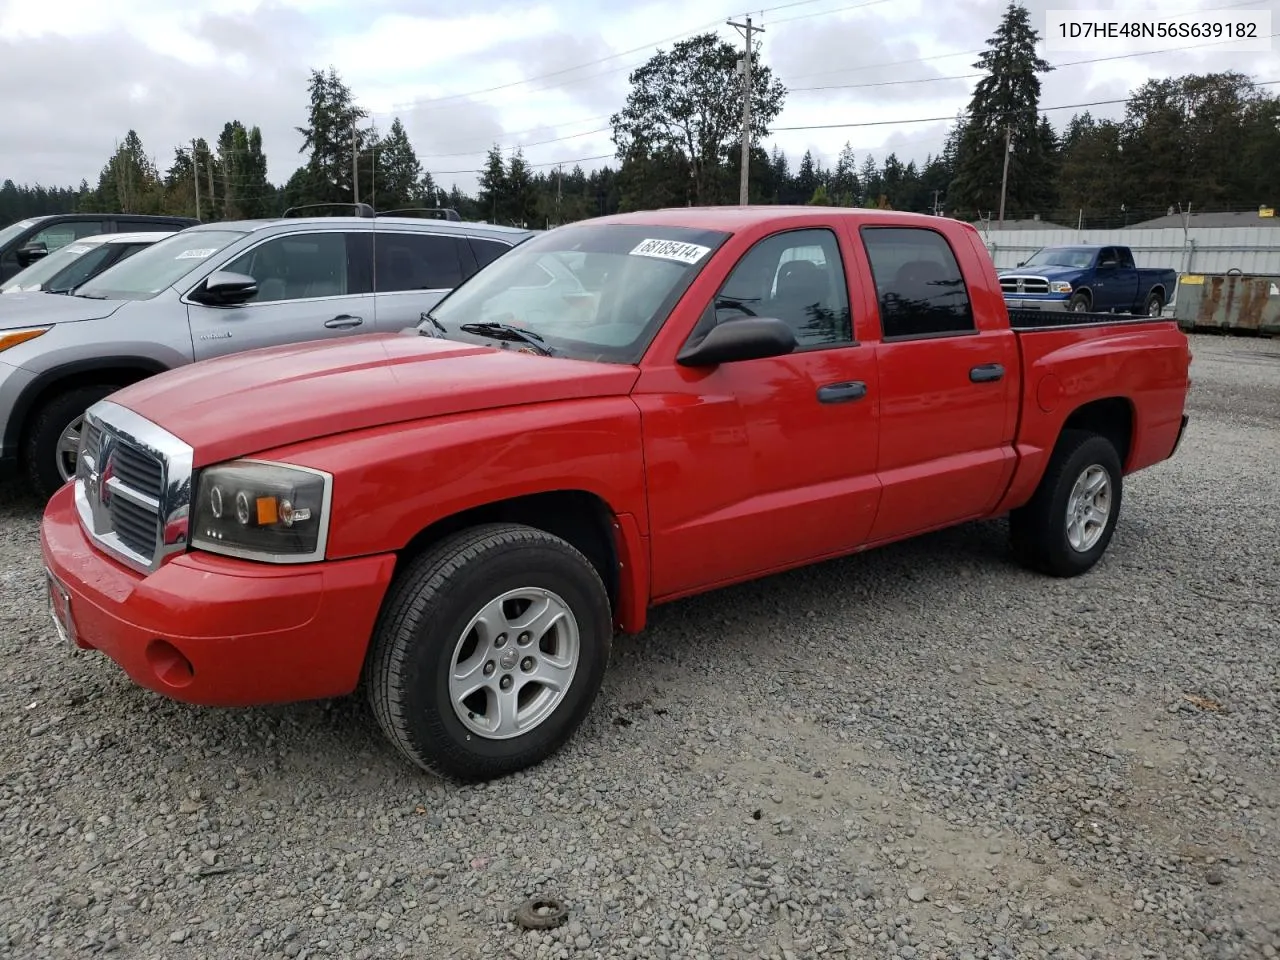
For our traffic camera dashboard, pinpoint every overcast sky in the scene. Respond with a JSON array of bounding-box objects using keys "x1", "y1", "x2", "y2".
[{"x1": 1, "y1": 0, "x2": 1276, "y2": 196}]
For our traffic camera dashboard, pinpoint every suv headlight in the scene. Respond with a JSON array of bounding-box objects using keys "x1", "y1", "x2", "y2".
[
  {"x1": 190, "y1": 460, "x2": 332, "y2": 563},
  {"x1": 1048, "y1": 281, "x2": 1073, "y2": 294}
]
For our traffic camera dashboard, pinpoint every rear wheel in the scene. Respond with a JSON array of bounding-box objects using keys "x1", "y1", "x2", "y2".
[
  {"x1": 1144, "y1": 290, "x2": 1164, "y2": 316},
  {"x1": 365, "y1": 522, "x2": 612, "y2": 781},
  {"x1": 24, "y1": 384, "x2": 120, "y2": 500},
  {"x1": 1009, "y1": 429, "x2": 1123, "y2": 577}
]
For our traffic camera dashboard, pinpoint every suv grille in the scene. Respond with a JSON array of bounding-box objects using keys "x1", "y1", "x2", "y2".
[
  {"x1": 999, "y1": 275, "x2": 1051, "y2": 295},
  {"x1": 73, "y1": 401, "x2": 195, "y2": 575}
]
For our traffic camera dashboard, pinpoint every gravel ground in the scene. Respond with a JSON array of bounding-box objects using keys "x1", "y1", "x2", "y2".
[{"x1": 1, "y1": 331, "x2": 1278, "y2": 960}]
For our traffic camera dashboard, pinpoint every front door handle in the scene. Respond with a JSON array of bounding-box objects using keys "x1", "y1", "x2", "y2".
[
  {"x1": 325, "y1": 314, "x2": 364, "y2": 329},
  {"x1": 969, "y1": 363, "x2": 1005, "y2": 383},
  {"x1": 817, "y1": 380, "x2": 868, "y2": 404}
]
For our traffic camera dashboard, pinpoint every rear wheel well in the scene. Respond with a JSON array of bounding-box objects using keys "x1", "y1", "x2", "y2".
[
  {"x1": 396, "y1": 491, "x2": 620, "y2": 614},
  {"x1": 1060, "y1": 397, "x2": 1133, "y2": 468}
]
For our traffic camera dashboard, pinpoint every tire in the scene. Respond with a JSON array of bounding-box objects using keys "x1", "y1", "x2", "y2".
[
  {"x1": 23, "y1": 383, "x2": 121, "y2": 501},
  {"x1": 365, "y1": 522, "x2": 612, "y2": 782},
  {"x1": 1144, "y1": 290, "x2": 1164, "y2": 317},
  {"x1": 1008, "y1": 429, "x2": 1123, "y2": 578},
  {"x1": 1067, "y1": 291, "x2": 1091, "y2": 313}
]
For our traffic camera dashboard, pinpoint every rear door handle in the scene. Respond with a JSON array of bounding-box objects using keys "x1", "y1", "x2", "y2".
[
  {"x1": 325, "y1": 314, "x2": 364, "y2": 329},
  {"x1": 969, "y1": 363, "x2": 1004, "y2": 383},
  {"x1": 817, "y1": 380, "x2": 868, "y2": 404}
]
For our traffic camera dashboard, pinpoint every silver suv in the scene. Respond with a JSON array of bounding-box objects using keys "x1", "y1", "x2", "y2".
[{"x1": 0, "y1": 211, "x2": 533, "y2": 497}]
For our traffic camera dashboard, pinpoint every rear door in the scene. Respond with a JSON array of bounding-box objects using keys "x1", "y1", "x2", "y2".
[
  {"x1": 858, "y1": 223, "x2": 1018, "y2": 542},
  {"x1": 186, "y1": 227, "x2": 375, "y2": 361},
  {"x1": 370, "y1": 228, "x2": 471, "y2": 331}
]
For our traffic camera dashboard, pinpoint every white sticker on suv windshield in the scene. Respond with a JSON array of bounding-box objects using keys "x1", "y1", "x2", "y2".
[
  {"x1": 175, "y1": 247, "x2": 218, "y2": 260},
  {"x1": 629, "y1": 238, "x2": 711, "y2": 264}
]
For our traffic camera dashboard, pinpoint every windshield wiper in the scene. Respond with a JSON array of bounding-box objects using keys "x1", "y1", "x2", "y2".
[
  {"x1": 459, "y1": 321, "x2": 556, "y2": 357},
  {"x1": 418, "y1": 311, "x2": 447, "y2": 337}
]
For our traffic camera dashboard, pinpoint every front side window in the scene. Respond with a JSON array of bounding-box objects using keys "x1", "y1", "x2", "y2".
[
  {"x1": 222, "y1": 232, "x2": 351, "y2": 303},
  {"x1": 374, "y1": 232, "x2": 466, "y2": 292},
  {"x1": 711, "y1": 228, "x2": 853, "y2": 348},
  {"x1": 426, "y1": 223, "x2": 729, "y2": 364},
  {"x1": 75, "y1": 230, "x2": 248, "y2": 301},
  {"x1": 31, "y1": 220, "x2": 107, "y2": 253},
  {"x1": 861, "y1": 226, "x2": 976, "y2": 339}
]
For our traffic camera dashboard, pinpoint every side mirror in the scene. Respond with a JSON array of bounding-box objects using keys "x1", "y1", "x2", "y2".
[
  {"x1": 676, "y1": 316, "x2": 797, "y2": 367},
  {"x1": 190, "y1": 270, "x2": 258, "y2": 306},
  {"x1": 1098, "y1": 259, "x2": 1117, "y2": 269},
  {"x1": 1016, "y1": 260, "x2": 1025, "y2": 267},
  {"x1": 15, "y1": 241, "x2": 48, "y2": 267}
]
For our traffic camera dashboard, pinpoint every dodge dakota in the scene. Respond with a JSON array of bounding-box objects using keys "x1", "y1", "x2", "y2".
[
  {"x1": 998, "y1": 243, "x2": 1178, "y2": 316},
  {"x1": 40, "y1": 207, "x2": 1192, "y2": 782}
]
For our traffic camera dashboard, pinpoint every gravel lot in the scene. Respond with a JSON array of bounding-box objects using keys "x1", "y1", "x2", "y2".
[{"x1": 2, "y1": 331, "x2": 1278, "y2": 960}]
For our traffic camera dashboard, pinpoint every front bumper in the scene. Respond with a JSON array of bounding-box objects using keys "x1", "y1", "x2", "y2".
[
  {"x1": 1002, "y1": 296, "x2": 1072, "y2": 312},
  {"x1": 39, "y1": 483, "x2": 397, "y2": 707}
]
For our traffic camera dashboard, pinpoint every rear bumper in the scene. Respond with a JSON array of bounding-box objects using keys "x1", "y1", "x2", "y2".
[{"x1": 39, "y1": 483, "x2": 397, "y2": 707}]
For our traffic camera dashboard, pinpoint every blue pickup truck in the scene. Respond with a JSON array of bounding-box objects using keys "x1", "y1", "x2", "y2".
[{"x1": 998, "y1": 244, "x2": 1177, "y2": 317}]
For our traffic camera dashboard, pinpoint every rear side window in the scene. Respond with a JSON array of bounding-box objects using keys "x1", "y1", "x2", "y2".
[
  {"x1": 375, "y1": 232, "x2": 467, "y2": 291},
  {"x1": 860, "y1": 227, "x2": 975, "y2": 339},
  {"x1": 469, "y1": 237, "x2": 513, "y2": 272}
]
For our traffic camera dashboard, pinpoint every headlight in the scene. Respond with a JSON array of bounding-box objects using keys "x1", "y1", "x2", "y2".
[
  {"x1": 190, "y1": 460, "x2": 332, "y2": 563},
  {"x1": 0, "y1": 326, "x2": 51, "y2": 353},
  {"x1": 1048, "y1": 281, "x2": 1073, "y2": 294}
]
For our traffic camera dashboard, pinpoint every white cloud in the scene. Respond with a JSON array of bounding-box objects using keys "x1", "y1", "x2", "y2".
[{"x1": 1, "y1": 0, "x2": 1276, "y2": 197}]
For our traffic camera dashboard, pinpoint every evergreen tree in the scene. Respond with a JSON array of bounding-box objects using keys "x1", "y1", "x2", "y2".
[
  {"x1": 476, "y1": 145, "x2": 508, "y2": 222},
  {"x1": 830, "y1": 143, "x2": 860, "y2": 207},
  {"x1": 949, "y1": 2, "x2": 1054, "y2": 220},
  {"x1": 291, "y1": 66, "x2": 369, "y2": 207},
  {"x1": 372, "y1": 118, "x2": 423, "y2": 210}
]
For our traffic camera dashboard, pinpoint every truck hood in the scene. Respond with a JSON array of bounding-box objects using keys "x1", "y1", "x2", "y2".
[
  {"x1": 0, "y1": 294, "x2": 129, "y2": 329},
  {"x1": 110, "y1": 332, "x2": 642, "y2": 467},
  {"x1": 998, "y1": 264, "x2": 1083, "y2": 282}
]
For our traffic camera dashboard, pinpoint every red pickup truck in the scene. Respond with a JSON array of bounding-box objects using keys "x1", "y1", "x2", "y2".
[{"x1": 40, "y1": 207, "x2": 1191, "y2": 781}]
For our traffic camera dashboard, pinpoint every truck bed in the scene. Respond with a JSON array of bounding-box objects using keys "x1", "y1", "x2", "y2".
[{"x1": 1007, "y1": 308, "x2": 1169, "y2": 331}]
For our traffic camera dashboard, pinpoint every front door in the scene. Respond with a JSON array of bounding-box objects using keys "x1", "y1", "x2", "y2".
[
  {"x1": 857, "y1": 224, "x2": 1018, "y2": 542},
  {"x1": 634, "y1": 225, "x2": 882, "y2": 599},
  {"x1": 187, "y1": 228, "x2": 375, "y2": 361}
]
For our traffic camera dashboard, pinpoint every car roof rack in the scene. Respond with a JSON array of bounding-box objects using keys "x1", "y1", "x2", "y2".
[
  {"x1": 281, "y1": 202, "x2": 376, "y2": 219},
  {"x1": 376, "y1": 207, "x2": 462, "y2": 222}
]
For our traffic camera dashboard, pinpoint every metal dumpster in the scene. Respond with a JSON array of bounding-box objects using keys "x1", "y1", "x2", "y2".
[{"x1": 1174, "y1": 273, "x2": 1280, "y2": 335}]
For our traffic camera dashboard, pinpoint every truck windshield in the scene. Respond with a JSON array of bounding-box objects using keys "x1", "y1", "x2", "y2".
[
  {"x1": 0, "y1": 219, "x2": 38, "y2": 250},
  {"x1": 425, "y1": 222, "x2": 730, "y2": 364},
  {"x1": 1022, "y1": 247, "x2": 1095, "y2": 269},
  {"x1": 73, "y1": 230, "x2": 247, "y2": 301}
]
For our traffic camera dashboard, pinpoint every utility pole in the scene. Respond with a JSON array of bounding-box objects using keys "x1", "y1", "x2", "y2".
[
  {"x1": 352, "y1": 124, "x2": 359, "y2": 203},
  {"x1": 931, "y1": 190, "x2": 941, "y2": 216},
  {"x1": 728, "y1": 15, "x2": 763, "y2": 206},
  {"x1": 997, "y1": 123, "x2": 1012, "y2": 225},
  {"x1": 370, "y1": 123, "x2": 377, "y2": 209},
  {"x1": 191, "y1": 139, "x2": 201, "y2": 221}
]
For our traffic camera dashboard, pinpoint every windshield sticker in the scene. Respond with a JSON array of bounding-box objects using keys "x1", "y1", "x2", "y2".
[
  {"x1": 175, "y1": 247, "x2": 219, "y2": 260},
  {"x1": 629, "y1": 238, "x2": 711, "y2": 265}
]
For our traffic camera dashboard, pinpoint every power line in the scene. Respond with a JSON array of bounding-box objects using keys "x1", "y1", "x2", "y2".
[
  {"x1": 364, "y1": 0, "x2": 895, "y2": 115},
  {"x1": 789, "y1": 30, "x2": 1280, "y2": 92},
  {"x1": 771, "y1": 79, "x2": 1280, "y2": 133}
]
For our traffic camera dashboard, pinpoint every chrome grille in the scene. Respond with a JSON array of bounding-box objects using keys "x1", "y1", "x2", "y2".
[
  {"x1": 999, "y1": 274, "x2": 1051, "y2": 295},
  {"x1": 74, "y1": 400, "x2": 195, "y2": 575}
]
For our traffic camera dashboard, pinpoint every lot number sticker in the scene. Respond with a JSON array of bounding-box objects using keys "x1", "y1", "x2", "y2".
[
  {"x1": 630, "y1": 238, "x2": 711, "y2": 265},
  {"x1": 175, "y1": 247, "x2": 219, "y2": 260}
]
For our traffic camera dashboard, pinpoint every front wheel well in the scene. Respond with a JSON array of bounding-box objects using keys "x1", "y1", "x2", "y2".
[
  {"x1": 395, "y1": 491, "x2": 620, "y2": 614},
  {"x1": 14, "y1": 362, "x2": 164, "y2": 451},
  {"x1": 1059, "y1": 397, "x2": 1134, "y2": 468}
]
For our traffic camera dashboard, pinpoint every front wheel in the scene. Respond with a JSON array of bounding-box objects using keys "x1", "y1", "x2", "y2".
[
  {"x1": 1008, "y1": 429, "x2": 1123, "y2": 577},
  {"x1": 365, "y1": 523, "x2": 612, "y2": 781},
  {"x1": 1067, "y1": 292, "x2": 1091, "y2": 313},
  {"x1": 24, "y1": 383, "x2": 121, "y2": 500}
]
